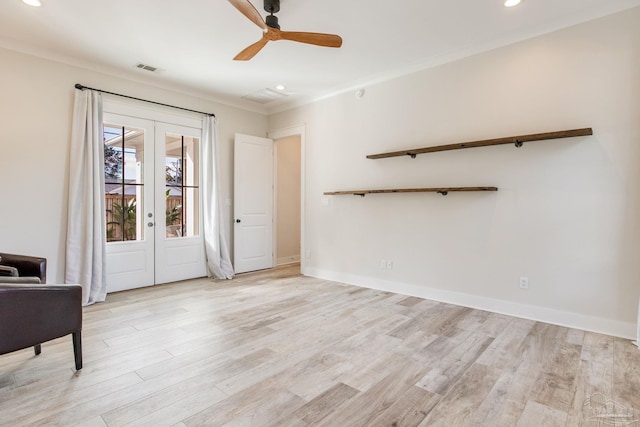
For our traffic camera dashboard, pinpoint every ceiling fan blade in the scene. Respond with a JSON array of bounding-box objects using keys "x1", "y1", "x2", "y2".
[
  {"x1": 234, "y1": 36, "x2": 269, "y2": 61},
  {"x1": 227, "y1": 0, "x2": 267, "y2": 30},
  {"x1": 277, "y1": 31, "x2": 343, "y2": 48}
]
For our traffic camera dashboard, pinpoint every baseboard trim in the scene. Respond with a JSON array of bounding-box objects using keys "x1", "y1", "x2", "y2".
[
  {"x1": 277, "y1": 255, "x2": 301, "y2": 266},
  {"x1": 304, "y1": 267, "x2": 636, "y2": 340}
]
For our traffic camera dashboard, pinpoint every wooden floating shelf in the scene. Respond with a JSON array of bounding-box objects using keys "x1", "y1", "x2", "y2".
[
  {"x1": 324, "y1": 187, "x2": 498, "y2": 197},
  {"x1": 366, "y1": 128, "x2": 593, "y2": 159}
]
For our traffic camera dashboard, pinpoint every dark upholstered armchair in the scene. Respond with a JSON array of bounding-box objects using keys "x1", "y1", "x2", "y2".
[
  {"x1": 0, "y1": 252, "x2": 83, "y2": 370},
  {"x1": 0, "y1": 252, "x2": 47, "y2": 282}
]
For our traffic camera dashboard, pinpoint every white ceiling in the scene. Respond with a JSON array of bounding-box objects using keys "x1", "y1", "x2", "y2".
[{"x1": 1, "y1": 0, "x2": 639, "y2": 114}]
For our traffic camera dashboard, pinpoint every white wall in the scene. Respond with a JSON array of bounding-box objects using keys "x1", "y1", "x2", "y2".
[
  {"x1": 0, "y1": 47, "x2": 268, "y2": 283},
  {"x1": 275, "y1": 135, "x2": 301, "y2": 264},
  {"x1": 269, "y1": 7, "x2": 640, "y2": 338}
]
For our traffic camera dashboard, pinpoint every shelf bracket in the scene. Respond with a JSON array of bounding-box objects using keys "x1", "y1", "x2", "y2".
[
  {"x1": 514, "y1": 139, "x2": 523, "y2": 148},
  {"x1": 355, "y1": 193, "x2": 366, "y2": 197},
  {"x1": 407, "y1": 153, "x2": 417, "y2": 159},
  {"x1": 437, "y1": 191, "x2": 449, "y2": 196}
]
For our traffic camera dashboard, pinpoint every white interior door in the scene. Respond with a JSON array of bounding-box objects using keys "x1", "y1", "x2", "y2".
[
  {"x1": 104, "y1": 113, "x2": 206, "y2": 292},
  {"x1": 234, "y1": 133, "x2": 274, "y2": 273}
]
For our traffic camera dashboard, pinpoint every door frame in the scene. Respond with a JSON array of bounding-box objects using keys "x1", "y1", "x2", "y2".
[
  {"x1": 268, "y1": 124, "x2": 306, "y2": 274},
  {"x1": 102, "y1": 97, "x2": 206, "y2": 291}
]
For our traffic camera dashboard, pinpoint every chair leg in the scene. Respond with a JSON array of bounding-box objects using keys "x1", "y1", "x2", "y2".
[
  {"x1": 72, "y1": 331, "x2": 82, "y2": 370},
  {"x1": 34, "y1": 344, "x2": 41, "y2": 355}
]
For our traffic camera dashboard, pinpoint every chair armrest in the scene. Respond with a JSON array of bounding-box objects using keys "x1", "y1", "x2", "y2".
[
  {"x1": 0, "y1": 276, "x2": 41, "y2": 284},
  {"x1": 0, "y1": 253, "x2": 46, "y2": 283},
  {"x1": 0, "y1": 265, "x2": 19, "y2": 277}
]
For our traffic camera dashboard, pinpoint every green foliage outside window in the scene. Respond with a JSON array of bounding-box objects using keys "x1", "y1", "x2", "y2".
[{"x1": 107, "y1": 198, "x2": 137, "y2": 241}]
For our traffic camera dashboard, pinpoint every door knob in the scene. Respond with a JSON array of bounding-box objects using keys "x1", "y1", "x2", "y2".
[{"x1": 236, "y1": 219, "x2": 241, "y2": 223}]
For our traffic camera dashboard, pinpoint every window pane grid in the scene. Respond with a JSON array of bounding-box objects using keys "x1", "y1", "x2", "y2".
[
  {"x1": 104, "y1": 124, "x2": 144, "y2": 243},
  {"x1": 165, "y1": 134, "x2": 199, "y2": 239}
]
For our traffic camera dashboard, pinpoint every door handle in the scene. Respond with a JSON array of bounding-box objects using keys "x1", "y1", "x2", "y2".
[{"x1": 235, "y1": 219, "x2": 241, "y2": 223}]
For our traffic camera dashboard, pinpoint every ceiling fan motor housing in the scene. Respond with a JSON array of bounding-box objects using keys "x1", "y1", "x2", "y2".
[
  {"x1": 264, "y1": 0, "x2": 280, "y2": 14},
  {"x1": 265, "y1": 14, "x2": 280, "y2": 29}
]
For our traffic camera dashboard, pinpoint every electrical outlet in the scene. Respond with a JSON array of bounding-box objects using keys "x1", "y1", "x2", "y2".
[
  {"x1": 386, "y1": 260, "x2": 393, "y2": 270},
  {"x1": 519, "y1": 276, "x2": 529, "y2": 290},
  {"x1": 380, "y1": 259, "x2": 387, "y2": 269}
]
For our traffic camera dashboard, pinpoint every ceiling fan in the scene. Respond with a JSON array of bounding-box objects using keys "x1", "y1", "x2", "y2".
[{"x1": 228, "y1": 0, "x2": 343, "y2": 61}]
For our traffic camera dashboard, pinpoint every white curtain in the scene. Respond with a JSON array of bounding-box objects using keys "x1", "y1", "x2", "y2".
[
  {"x1": 65, "y1": 89, "x2": 107, "y2": 305},
  {"x1": 202, "y1": 116, "x2": 234, "y2": 279}
]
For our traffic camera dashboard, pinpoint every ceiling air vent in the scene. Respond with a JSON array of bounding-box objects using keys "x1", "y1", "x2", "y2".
[
  {"x1": 242, "y1": 88, "x2": 289, "y2": 105},
  {"x1": 136, "y1": 63, "x2": 158, "y2": 72}
]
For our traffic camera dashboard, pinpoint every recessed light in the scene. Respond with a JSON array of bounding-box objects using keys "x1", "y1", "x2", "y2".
[
  {"x1": 504, "y1": 0, "x2": 521, "y2": 7},
  {"x1": 22, "y1": 0, "x2": 42, "y2": 6},
  {"x1": 275, "y1": 84, "x2": 286, "y2": 91}
]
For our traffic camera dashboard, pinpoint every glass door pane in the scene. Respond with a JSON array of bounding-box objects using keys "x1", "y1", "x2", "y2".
[
  {"x1": 104, "y1": 124, "x2": 146, "y2": 242},
  {"x1": 164, "y1": 133, "x2": 200, "y2": 239}
]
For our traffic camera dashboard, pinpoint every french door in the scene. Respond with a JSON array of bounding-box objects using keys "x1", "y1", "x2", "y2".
[
  {"x1": 154, "y1": 122, "x2": 205, "y2": 284},
  {"x1": 104, "y1": 113, "x2": 205, "y2": 293}
]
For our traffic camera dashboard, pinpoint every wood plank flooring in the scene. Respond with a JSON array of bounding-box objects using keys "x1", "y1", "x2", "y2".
[{"x1": 1, "y1": 264, "x2": 639, "y2": 426}]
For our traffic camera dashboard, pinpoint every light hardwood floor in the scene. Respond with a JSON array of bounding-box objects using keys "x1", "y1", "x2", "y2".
[{"x1": 1, "y1": 265, "x2": 639, "y2": 426}]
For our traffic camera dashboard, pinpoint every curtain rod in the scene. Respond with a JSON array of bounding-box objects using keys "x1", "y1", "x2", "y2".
[{"x1": 74, "y1": 84, "x2": 215, "y2": 117}]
